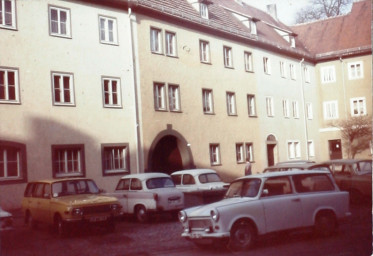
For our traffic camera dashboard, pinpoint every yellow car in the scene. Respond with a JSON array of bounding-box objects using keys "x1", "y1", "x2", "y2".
[{"x1": 22, "y1": 178, "x2": 121, "y2": 236}]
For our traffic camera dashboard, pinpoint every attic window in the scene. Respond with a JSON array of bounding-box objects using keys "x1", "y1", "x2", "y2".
[
  {"x1": 289, "y1": 36, "x2": 295, "y2": 48},
  {"x1": 200, "y1": 3, "x2": 208, "y2": 19}
]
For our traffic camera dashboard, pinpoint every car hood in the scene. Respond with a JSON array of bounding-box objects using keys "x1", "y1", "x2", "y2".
[
  {"x1": 185, "y1": 197, "x2": 254, "y2": 217},
  {"x1": 53, "y1": 194, "x2": 118, "y2": 206}
]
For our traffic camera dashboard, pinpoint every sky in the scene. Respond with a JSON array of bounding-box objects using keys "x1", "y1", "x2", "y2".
[{"x1": 243, "y1": 0, "x2": 311, "y2": 25}]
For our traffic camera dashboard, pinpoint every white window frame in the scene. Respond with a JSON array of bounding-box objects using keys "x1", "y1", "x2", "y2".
[
  {"x1": 288, "y1": 140, "x2": 301, "y2": 159},
  {"x1": 244, "y1": 51, "x2": 253, "y2": 72},
  {"x1": 49, "y1": 5, "x2": 71, "y2": 38},
  {"x1": 306, "y1": 102, "x2": 313, "y2": 120},
  {"x1": 102, "y1": 144, "x2": 129, "y2": 175},
  {"x1": 323, "y1": 100, "x2": 339, "y2": 120},
  {"x1": 150, "y1": 27, "x2": 162, "y2": 54},
  {"x1": 102, "y1": 77, "x2": 122, "y2": 108},
  {"x1": 52, "y1": 146, "x2": 84, "y2": 178},
  {"x1": 245, "y1": 143, "x2": 254, "y2": 162},
  {"x1": 350, "y1": 97, "x2": 366, "y2": 116},
  {"x1": 263, "y1": 57, "x2": 271, "y2": 74},
  {"x1": 266, "y1": 96, "x2": 274, "y2": 117},
  {"x1": 304, "y1": 66, "x2": 311, "y2": 83},
  {"x1": 348, "y1": 61, "x2": 364, "y2": 80},
  {"x1": 247, "y1": 94, "x2": 256, "y2": 117},
  {"x1": 154, "y1": 83, "x2": 166, "y2": 111},
  {"x1": 0, "y1": 146, "x2": 20, "y2": 179},
  {"x1": 165, "y1": 31, "x2": 177, "y2": 57},
  {"x1": 202, "y1": 89, "x2": 214, "y2": 114},
  {"x1": 289, "y1": 63, "x2": 296, "y2": 80},
  {"x1": 223, "y1": 46, "x2": 233, "y2": 68},
  {"x1": 226, "y1": 92, "x2": 237, "y2": 116},
  {"x1": 209, "y1": 144, "x2": 221, "y2": 165},
  {"x1": 280, "y1": 61, "x2": 286, "y2": 78},
  {"x1": 200, "y1": 3, "x2": 208, "y2": 19},
  {"x1": 168, "y1": 84, "x2": 181, "y2": 112},
  {"x1": 99, "y1": 16, "x2": 118, "y2": 45},
  {"x1": 321, "y1": 66, "x2": 336, "y2": 84},
  {"x1": 292, "y1": 100, "x2": 299, "y2": 118},
  {"x1": 236, "y1": 143, "x2": 245, "y2": 163},
  {"x1": 282, "y1": 99, "x2": 290, "y2": 118},
  {"x1": 0, "y1": 67, "x2": 19, "y2": 104},
  {"x1": 51, "y1": 72, "x2": 75, "y2": 106},
  {"x1": 200, "y1": 40, "x2": 210, "y2": 63},
  {"x1": 307, "y1": 140, "x2": 315, "y2": 157},
  {"x1": 0, "y1": 0, "x2": 16, "y2": 29}
]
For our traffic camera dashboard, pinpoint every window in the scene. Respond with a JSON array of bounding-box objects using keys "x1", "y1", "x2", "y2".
[
  {"x1": 150, "y1": 27, "x2": 162, "y2": 54},
  {"x1": 0, "y1": 0, "x2": 16, "y2": 29},
  {"x1": 165, "y1": 31, "x2": 177, "y2": 56},
  {"x1": 280, "y1": 61, "x2": 286, "y2": 78},
  {"x1": 49, "y1": 5, "x2": 71, "y2": 37},
  {"x1": 209, "y1": 144, "x2": 221, "y2": 165},
  {"x1": 226, "y1": 92, "x2": 236, "y2": 115},
  {"x1": 0, "y1": 67, "x2": 19, "y2": 104},
  {"x1": 0, "y1": 141, "x2": 27, "y2": 184},
  {"x1": 154, "y1": 83, "x2": 166, "y2": 111},
  {"x1": 52, "y1": 145, "x2": 85, "y2": 178},
  {"x1": 102, "y1": 77, "x2": 121, "y2": 108},
  {"x1": 202, "y1": 89, "x2": 214, "y2": 114},
  {"x1": 348, "y1": 61, "x2": 363, "y2": 80},
  {"x1": 263, "y1": 177, "x2": 292, "y2": 197},
  {"x1": 266, "y1": 96, "x2": 274, "y2": 117},
  {"x1": 306, "y1": 102, "x2": 313, "y2": 119},
  {"x1": 323, "y1": 101, "x2": 338, "y2": 120},
  {"x1": 289, "y1": 36, "x2": 296, "y2": 48},
  {"x1": 236, "y1": 143, "x2": 245, "y2": 163},
  {"x1": 289, "y1": 63, "x2": 296, "y2": 80},
  {"x1": 168, "y1": 84, "x2": 181, "y2": 111},
  {"x1": 244, "y1": 52, "x2": 253, "y2": 72},
  {"x1": 99, "y1": 16, "x2": 118, "y2": 44},
  {"x1": 200, "y1": 40, "x2": 210, "y2": 63},
  {"x1": 288, "y1": 141, "x2": 301, "y2": 159},
  {"x1": 350, "y1": 97, "x2": 366, "y2": 116},
  {"x1": 247, "y1": 94, "x2": 256, "y2": 117},
  {"x1": 263, "y1": 57, "x2": 271, "y2": 74},
  {"x1": 51, "y1": 72, "x2": 75, "y2": 106},
  {"x1": 200, "y1": 3, "x2": 208, "y2": 19},
  {"x1": 245, "y1": 143, "x2": 254, "y2": 162},
  {"x1": 282, "y1": 99, "x2": 290, "y2": 118},
  {"x1": 223, "y1": 46, "x2": 233, "y2": 68},
  {"x1": 102, "y1": 144, "x2": 129, "y2": 175},
  {"x1": 321, "y1": 66, "x2": 336, "y2": 83},
  {"x1": 307, "y1": 140, "x2": 315, "y2": 157},
  {"x1": 304, "y1": 66, "x2": 310, "y2": 83},
  {"x1": 183, "y1": 174, "x2": 196, "y2": 185},
  {"x1": 292, "y1": 100, "x2": 299, "y2": 118},
  {"x1": 293, "y1": 174, "x2": 334, "y2": 193}
]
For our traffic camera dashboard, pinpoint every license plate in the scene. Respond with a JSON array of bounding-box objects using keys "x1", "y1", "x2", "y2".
[
  {"x1": 89, "y1": 216, "x2": 107, "y2": 222},
  {"x1": 191, "y1": 233, "x2": 201, "y2": 239}
]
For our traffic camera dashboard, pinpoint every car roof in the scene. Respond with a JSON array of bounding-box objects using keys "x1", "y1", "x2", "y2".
[
  {"x1": 27, "y1": 177, "x2": 93, "y2": 184},
  {"x1": 120, "y1": 172, "x2": 171, "y2": 180},
  {"x1": 235, "y1": 170, "x2": 331, "y2": 181},
  {"x1": 171, "y1": 169, "x2": 217, "y2": 176},
  {"x1": 275, "y1": 160, "x2": 316, "y2": 165},
  {"x1": 322, "y1": 159, "x2": 371, "y2": 164},
  {"x1": 265, "y1": 163, "x2": 329, "y2": 171}
]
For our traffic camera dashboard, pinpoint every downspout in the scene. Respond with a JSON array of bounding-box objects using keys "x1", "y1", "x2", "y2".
[
  {"x1": 299, "y1": 58, "x2": 309, "y2": 160},
  {"x1": 128, "y1": 7, "x2": 143, "y2": 173}
]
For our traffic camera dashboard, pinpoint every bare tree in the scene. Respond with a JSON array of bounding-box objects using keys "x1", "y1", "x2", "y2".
[
  {"x1": 331, "y1": 116, "x2": 372, "y2": 159},
  {"x1": 295, "y1": 0, "x2": 352, "y2": 23}
]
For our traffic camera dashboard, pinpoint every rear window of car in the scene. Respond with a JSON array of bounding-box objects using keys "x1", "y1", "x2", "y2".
[
  {"x1": 293, "y1": 174, "x2": 334, "y2": 193},
  {"x1": 146, "y1": 177, "x2": 175, "y2": 189}
]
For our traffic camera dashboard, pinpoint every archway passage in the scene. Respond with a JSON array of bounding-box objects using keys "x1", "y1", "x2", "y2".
[{"x1": 151, "y1": 135, "x2": 183, "y2": 175}]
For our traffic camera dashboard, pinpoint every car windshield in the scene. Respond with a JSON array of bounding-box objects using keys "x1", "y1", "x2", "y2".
[
  {"x1": 225, "y1": 178, "x2": 261, "y2": 198},
  {"x1": 146, "y1": 177, "x2": 175, "y2": 189},
  {"x1": 52, "y1": 179, "x2": 99, "y2": 197},
  {"x1": 198, "y1": 173, "x2": 222, "y2": 184}
]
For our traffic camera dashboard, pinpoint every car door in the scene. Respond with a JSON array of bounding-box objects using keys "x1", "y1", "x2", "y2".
[
  {"x1": 115, "y1": 178, "x2": 130, "y2": 213},
  {"x1": 128, "y1": 178, "x2": 143, "y2": 213},
  {"x1": 181, "y1": 174, "x2": 196, "y2": 191},
  {"x1": 38, "y1": 183, "x2": 52, "y2": 223},
  {"x1": 261, "y1": 176, "x2": 303, "y2": 233}
]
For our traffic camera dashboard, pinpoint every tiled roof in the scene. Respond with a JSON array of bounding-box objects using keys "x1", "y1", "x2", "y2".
[{"x1": 291, "y1": 0, "x2": 372, "y2": 59}]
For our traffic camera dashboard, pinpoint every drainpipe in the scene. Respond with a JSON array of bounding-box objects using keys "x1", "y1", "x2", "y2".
[
  {"x1": 128, "y1": 7, "x2": 143, "y2": 173},
  {"x1": 340, "y1": 57, "x2": 348, "y2": 119},
  {"x1": 299, "y1": 58, "x2": 309, "y2": 160}
]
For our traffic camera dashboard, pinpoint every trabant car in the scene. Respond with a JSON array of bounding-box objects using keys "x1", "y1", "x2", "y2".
[
  {"x1": 263, "y1": 162, "x2": 331, "y2": 173},
  {"x1": 322, "y1": 159, "x2": 372, "y2": 203},
  {"x1": 108, "y1": 173, "x2": 184, "y2": 222},
  {"x1": 178, "y1": 170, "x2": 351, "y2": 251},
  {"x1": 22, "y1": 178, "x2": 121, "y2": 236},
  {"x1": 171, "y1": 169, "x2": 228, "y2": 192}
]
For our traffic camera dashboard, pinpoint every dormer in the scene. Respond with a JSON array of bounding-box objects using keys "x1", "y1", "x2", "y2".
[
  {"x1": 222, "y1": 7, "x2": 259, "y2": 36},
  {"x1": 273, "y1": 28, "x2": 297, "y2": 48},
  {"x1": 187, "y1": 0, "x2": 213, "y2": 19}
]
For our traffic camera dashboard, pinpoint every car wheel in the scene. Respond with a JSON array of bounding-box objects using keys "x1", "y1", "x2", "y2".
[
  {"x1": 54, "y1": 215, "x2": 67, "y2": 237},
  {"x1": 135, "y1": 205, "x2": 148, "y2": 223},
  {"x1": 228, "y1": 221, "x2": 256, "y2": 251},
  {"x1": 25, "y1": 211, "x2": 37, "y2": 229},
  {"x1": 314, "y1": 212, "x2": 336, "y2": 237}
]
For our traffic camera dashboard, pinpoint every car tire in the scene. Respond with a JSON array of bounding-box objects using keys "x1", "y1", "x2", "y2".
[
  {"x1": 54, "y1": 215, "x2": 68, "y2": 237},
  {"x1": 314, "y1": 212, "x2": 336, "y2": 237},
  {"x1": 135, "y1": 205, "x2": 148, "y2": 223},
  {"x1": 25, "y1": 211, "x2": 37, "y2": 229},
  {"x1": 228, "y1": 221, "x2": 256, "y2": 251}
]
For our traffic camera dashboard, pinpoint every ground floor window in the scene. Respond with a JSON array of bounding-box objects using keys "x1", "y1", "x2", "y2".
[
  {"x1": 0, "y1": 141, "x2": 27, "y2": 184},
  {"x1": 209, "y1": 144, "x2": 221, "y2": 166},
  {"x1": 52, "y1": 144, "x2": 85, "y2": 178},
  {"x1": 101, "y1": 144, "x2": 130, "y2": 176}
]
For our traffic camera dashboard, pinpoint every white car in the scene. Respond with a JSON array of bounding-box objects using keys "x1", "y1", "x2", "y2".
[
  {"x1": 108, "y1": 173, "x2": 184, "y2": 222},
  {"x1": 0, "y1": 206, "x2": 13, "y2": 231},
  {"x1": 171, "y1": 169, "x2": 228, "y2": 192},
  {"x1": 179, "y1": 170, "x2": 351, "y2": 251}
]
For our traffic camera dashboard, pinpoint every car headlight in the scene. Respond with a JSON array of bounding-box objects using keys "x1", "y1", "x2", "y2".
[
  {"x1": 72, "y1": 208, "x2": 83, "y2": 216},
  {"x1": 210, "y1": 209, "x2": 219, "y2": 222},
  {"x1": 178, "y1": 210, "x2": 187, "y2": 223},
  {"x1": 111, "y1": 204, "x2": 121, "y2": 211}
]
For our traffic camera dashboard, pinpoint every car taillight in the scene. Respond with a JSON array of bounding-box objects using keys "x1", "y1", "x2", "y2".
[{"x1": 153, "y1": 193, "x2": 159, "y2": 201}]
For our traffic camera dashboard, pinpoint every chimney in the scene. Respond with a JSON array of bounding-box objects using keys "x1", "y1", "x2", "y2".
[{"x1": 266, "y1": 4, "x2": 278, "y2": 20}]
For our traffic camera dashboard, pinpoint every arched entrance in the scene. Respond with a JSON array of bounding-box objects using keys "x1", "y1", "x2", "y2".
[
  {"x1": 266, "y1": 134, "x2": 278, "y2": 166},
  {"x1": 148, "y1": 127, "x2": 194, "y2": 175}
]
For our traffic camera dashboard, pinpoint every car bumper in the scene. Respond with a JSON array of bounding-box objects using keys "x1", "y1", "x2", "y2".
[{"x1": 181, "y1": 230, "x2": 230, "y2": 240}]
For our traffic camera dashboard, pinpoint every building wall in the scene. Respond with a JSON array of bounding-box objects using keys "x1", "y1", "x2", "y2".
[{"x1": 0, "y1": 0, "x2": 138, "y2": 209}]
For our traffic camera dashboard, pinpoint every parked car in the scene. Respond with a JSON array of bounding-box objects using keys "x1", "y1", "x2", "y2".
[
  {"x1": 22, "y1": 178, "x2": 122, "y2": 236},
  {"x1": 171, "y1": 169, "x2": 228, "y2": 192},
  {"x1": 263, "y1": 162, "x2": 331, "y2": 173},
  {"x1": 275, "y1": 160, "x2": 316, "y2": 165},
  {"x1": 178, "y1": 170, "x2": 351, "y2": 251},
  {"x1": 322, "y1": 159, "x2": 372, "y2": 203},
  {"x1": 0, "y1": 206, "x2": 13, "y2": 231},
  {"x1": 107, "y1": 173, "x2": 184, "y2": 222}
]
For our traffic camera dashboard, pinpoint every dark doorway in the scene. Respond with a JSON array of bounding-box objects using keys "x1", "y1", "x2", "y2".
[
  {"x1": 267, "y1": 144, "x2": 276, "y2": 166},
  {"x1": 151, "y1": 135, "x2": 183, "y2": 174},
  {"x1": 329, "y1": 139, "x2": 342, "y2": 160}
]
